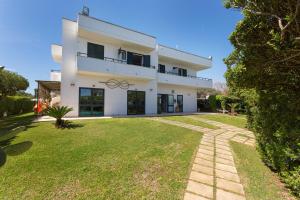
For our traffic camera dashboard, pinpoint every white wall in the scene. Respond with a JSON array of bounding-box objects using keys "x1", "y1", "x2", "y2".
[
  {"x1": 157, "y1": 84, "x2": 197, "y2": 113},
  {"x1": 60, "y1": 19, "x2": 78, "y2": 116},
  {"x1": 50, "y1": 71, "x2": 61, "y2": 81},
  {"x1": 78, "y1": 14, "x2": 156, "y2": 50},
  {"x1": 65, "y1": 74, "x2": 157, "y2": 116}
]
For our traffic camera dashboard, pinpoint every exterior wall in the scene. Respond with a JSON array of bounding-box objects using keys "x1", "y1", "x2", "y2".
[
  {"x1": 157, "y1": 84, "x2": 197, "y2": 113},
  {"x1": 63, "y1": 74, "x2": 157, "y2": 116},
  {"x1": 57, "y1": 16, "x2": 212, "y2": 117},
  {"x1": 158, "y1": 45, "x2": 212, "y2": 69},
  {"x1": 60, "y1": 19, "x2": 78, "y2": 116},
  {"x1": 78, "y1": 14, "x2": 156, "y2": 50},
  {"x1": 50, "y1": 71, "x2": 61, "y2": 81}
]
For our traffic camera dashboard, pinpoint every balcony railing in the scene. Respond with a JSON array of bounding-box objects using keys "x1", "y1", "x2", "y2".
[
  {"x1": 77, "y1": 52, "x2": 156, "y2": 69},
  {"x1": 157, "y1": 71, "x2": 212, "y2": 81}
]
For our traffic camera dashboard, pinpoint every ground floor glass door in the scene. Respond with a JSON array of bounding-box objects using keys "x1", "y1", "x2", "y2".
[
  {"x1": 177, "y1": 95, "x2": 183, "y2": 112},
  {"x1": 127, "y1": 91, "x2": 145, "y2": 115},
  {"x1": 79, "y1": 88, "x2": 104, "y2": 116},
  {"x1": 168, "y1": 95, "x2": 174, "y2": 113}
]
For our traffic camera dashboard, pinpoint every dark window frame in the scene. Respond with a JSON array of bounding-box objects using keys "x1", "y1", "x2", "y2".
[
  {"x1": 158, "y1": 64, "x2": 166, "y2": 73},
  {"x1": 79, "y1": 87, "x2": 105, "y2": 117},
  {"x1": 177, "y1": 95, "x2": 183, "y2": 112},
  {"x1": 127, "y1": 90, "x2": 146, "y2": 115},
  {"x1": 87, "y1": 42, "x2": 104, "y2": 60}
]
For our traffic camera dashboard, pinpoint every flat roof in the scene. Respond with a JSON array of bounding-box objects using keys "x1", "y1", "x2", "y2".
[
  {"x1": 79, "y1": 14, "x2": 156, "y2": 39},
  {"x1": 159, "y1": 44, "x2": 212, "y2": 61},
  {"x1": 36, "y1": 80, "x2": 61, "y2": 90}
]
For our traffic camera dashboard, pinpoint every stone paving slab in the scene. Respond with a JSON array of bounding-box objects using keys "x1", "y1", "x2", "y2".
[
  {"x1": 198, "y1": 149, "x2": 214, "y2": 156},
  {"x1": 190, "y1": 171, "x2": 214, "y2": 186},
  {"x1": 184, "y1": 192, "x2": 211, "y2": 200},
  {"x1": 216, "y1": 178, "x2": 245, "y2": 195},
  {"x1": 196, "y1": 153, "x2": 214, "y2": 161},
  {"x1": 216, "y1": 189, "x2": 246, "y2": 200},
  {"x1": 216, "y1": 157, "x2": 235, "y2": 166},
  {"x1": 193, "y1": 164, "x2": 214, "y2": 176},
  {"x1": 186, "y1": 180, "x2": 214, "y2": 199},
  {"x1": 216, "y1": 169, "x2": 240, "y2": 183},
  {"x1": 194, "y1": 158, "x2": 214, "y2": 168},
  {"x1": 216, "y1": 154, "x2": 234, "y2": 161},
  {"x1": 215, "y1": 163, "x2": 238, "y2": 174}
]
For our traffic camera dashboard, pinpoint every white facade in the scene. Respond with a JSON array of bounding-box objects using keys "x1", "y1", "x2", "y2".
[{"x1": 51, "y1": 14, "x2": 213, "y2": 117}]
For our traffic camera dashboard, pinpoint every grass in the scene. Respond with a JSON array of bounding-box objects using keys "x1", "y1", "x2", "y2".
[
  {"x1": 0, "y1": 117, "x2": 201, "y2": 199},
  {"x1": 162, "y1": 116, "x2": 219, "y2": 129},
  {"x1": 0, "y1": 112, "x2": 35, "y2": 134},
  {"x1": 196, "y1": 114, "x2": 247, "y2": 128},
  {"x1": 231, "y1": 142, "x2": 294, "y2": 200}
]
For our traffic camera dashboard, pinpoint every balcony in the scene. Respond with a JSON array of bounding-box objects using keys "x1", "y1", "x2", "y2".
[
  {"x1": 157, "y1": 71, "x2": 213, "y2": 88},
  {"x1": 77, "y1": 53, "x2": 156, "y2": 80},
  {"x1": 78, "y1": 14, "x2": 156, "y2": 52},
  {"x1": 158, "y1": 45, "x2": 212, "y2": 71}
]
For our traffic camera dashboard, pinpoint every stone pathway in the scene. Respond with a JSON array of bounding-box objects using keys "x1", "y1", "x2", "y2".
[
  {"x1": 187, "y1": 116, "x2": 255, "y2": 147},
  {"x1": 148, "y1": 117, "x2": 255, "y2": 200}
]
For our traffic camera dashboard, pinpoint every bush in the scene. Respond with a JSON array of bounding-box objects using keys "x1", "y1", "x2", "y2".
[
  {"x1": 245, "y1": 91, "x2": 300, "y2": 197},
  {"x1": 46, "y1": 106, "x2": 73, "y2": 128},
  {"x1": 0, "y1": 96, "x2": 34, "y2": 117},
  {"x1": 208, "y1": 95, "x2": 217, "y2": 111}
]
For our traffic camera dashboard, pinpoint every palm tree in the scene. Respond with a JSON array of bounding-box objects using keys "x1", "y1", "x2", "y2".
[
  {"x1": 46, "y1": 106, "x2": 73, "y2": 128},
  {"x1": 228, "y1": 103, "x2": 239, "y2": 115}
]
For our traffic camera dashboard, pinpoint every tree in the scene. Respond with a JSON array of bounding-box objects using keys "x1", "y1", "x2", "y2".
[
  {"x1": 0, "y1": 68, "x2": 29, "y2": 99},
  {"x1": 224, "y1": 0, "x2": 300, "y2": 196}
]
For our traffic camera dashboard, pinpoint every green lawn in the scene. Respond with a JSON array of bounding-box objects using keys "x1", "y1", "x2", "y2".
[
  {"x1": 231, "y1": 142, "x2": 294, "y2": 200},
  {"x1": 163, "y1": 116, "x2": 219, "y2": 129},
  {"x1": 0, "y1": 117, "x2": 201, "y2": 199},
  {"x1": 0, "y1": 112, "x2": 35, "y2": 134},
  {"x1": 195, "y1": 114, "x2": 247, "y2": 128}
]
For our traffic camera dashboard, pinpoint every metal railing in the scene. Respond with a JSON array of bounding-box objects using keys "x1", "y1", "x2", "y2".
[
  {"x1": 77, "y1": 52, "x2": 155, "y2": 69},
  {"x1": 157, "y1": 71, "x2": 212, "y2": 81}
]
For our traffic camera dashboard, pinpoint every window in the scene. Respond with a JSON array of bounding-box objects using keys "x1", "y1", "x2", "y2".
[
  {"x1": 127, "y1": 91, "x2": 145, "y2": 115},
  {"x1": 119, "y1": 49, "x2": 127, "y2": 60},
  {"x1": 183, "y1": 69, "x2": 187, "y2": 77},
  {"x1": 87, "y1": 42, "x2": 104, "y2": 59},
  {"x1": 79, "y1": 88, "x2": 104, "y2": 116},
  {"x1": 127, "y1": 52, "x2": 150, "y2": 67},
  {"x1": 178, "y1": 68, "x2": 187, "y2": 77},
  {"x1": 158, "y1": 64, "x2": 165, "y2": 73},
  {"x1": 121, "y1": 51, "x2": 127, "y2": 60}
]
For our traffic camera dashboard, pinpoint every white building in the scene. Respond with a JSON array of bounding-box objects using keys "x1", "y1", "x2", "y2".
[{"x1": 49, "y1": 11, "x2": 213, "y2": 117}]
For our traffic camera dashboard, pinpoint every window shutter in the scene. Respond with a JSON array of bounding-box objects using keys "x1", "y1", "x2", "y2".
[
  {"x1": 127, "y1": 52, "x2": 133, "y2": 64},
  {"x1": 143, "y1": 55, "x2": 150, "y2": 67}
]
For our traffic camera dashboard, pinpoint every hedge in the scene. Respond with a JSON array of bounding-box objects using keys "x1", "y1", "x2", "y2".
[{"x1": 0, "y1": 96, "x2": 34, "y2": 117}]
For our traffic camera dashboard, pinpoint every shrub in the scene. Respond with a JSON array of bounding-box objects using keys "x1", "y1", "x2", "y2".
[
  {"x1": 208, "y1": 95, "x2": 217, "y2": 111},
  {"x1": 0, "y1": 96, "x2": 34, "y2": 117},
  {"x1": 46, "y1": 106, "x2": 73, "y2": 128}
]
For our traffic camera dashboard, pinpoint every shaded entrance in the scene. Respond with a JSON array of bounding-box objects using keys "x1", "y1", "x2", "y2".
[{"x1": 157, "y1": 94, "x2": 174, "y2": 114}]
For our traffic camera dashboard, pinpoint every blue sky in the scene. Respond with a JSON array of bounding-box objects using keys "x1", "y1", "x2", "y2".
[{"x1": 0, "y1": 0, "x2": 242, "y2": 94}]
